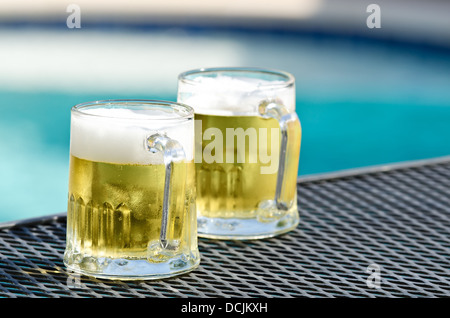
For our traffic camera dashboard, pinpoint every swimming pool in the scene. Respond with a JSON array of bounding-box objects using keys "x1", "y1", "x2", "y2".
[{"x1": 1, "y1": 27, "x2": 449, "y2": 222}]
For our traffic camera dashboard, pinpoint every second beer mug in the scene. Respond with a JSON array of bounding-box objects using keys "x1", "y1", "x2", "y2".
[
  {"x1": 64, "y1": 100, "x2": 200, "y2": 280},
  {"x1": 178, "y1": 67, "x2": 301, "y2": 239}
]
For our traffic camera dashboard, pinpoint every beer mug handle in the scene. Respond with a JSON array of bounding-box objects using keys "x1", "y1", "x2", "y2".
[
  {"x1": 258, "y1": 99, "x2": 300, "y2": 215},
  {"x1": 146, "y1": 133, "x2": 186, "y2": 250}
]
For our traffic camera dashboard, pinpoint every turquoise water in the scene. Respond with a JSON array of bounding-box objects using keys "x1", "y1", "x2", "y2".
[{"x1": 1, "y1": 29, "x2": 450, "y2": 222}]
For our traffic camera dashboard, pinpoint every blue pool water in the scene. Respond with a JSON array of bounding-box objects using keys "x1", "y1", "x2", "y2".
[{"x1": 1, "y1": 28, "x2": 449, "y2": 222}]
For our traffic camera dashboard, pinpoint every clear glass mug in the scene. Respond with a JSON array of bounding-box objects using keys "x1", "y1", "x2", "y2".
[
  {"x1": 177, "y1": 67, "x2": 301, "y2": 239},
  {"x1": 64, "y1": 100, "x2": 200, "y2": 280}
]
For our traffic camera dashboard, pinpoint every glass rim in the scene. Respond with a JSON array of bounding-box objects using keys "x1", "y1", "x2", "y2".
[
  {"x1": 71, "y1": 99, "x2": 194, "y2": 121},
  {"x1": 178, "y1": 67, "x2": 295, "y2": 87}
]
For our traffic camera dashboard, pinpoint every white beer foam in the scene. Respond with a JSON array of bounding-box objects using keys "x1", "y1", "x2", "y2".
[
  {"x1": 70, "y1": 107, "x2": 194, "y2": 165},
  {"x1": 178, "y1": 75, "x2": 295, "y2": 116}
]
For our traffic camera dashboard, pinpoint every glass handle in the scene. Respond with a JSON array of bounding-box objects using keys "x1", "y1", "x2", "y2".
[
  {"x1": 258, "y1": 99, "x2": 300, "y2": 218},
  {"x1": 146, "y1": 133, "x2": 185, "y2": 249}
]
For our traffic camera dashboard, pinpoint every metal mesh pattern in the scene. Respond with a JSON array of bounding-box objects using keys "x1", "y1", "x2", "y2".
[{"x1": 0, "y1": 159, "x2": 449, "y2": 297}]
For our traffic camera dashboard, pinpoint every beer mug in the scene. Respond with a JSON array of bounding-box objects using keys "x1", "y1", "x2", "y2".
[
  {"x1": 64, "y1": 100, "x2": 200, "y2": 280},
  {"x1": 178, "y1": 67, "x2": 301, "y2": 239}
]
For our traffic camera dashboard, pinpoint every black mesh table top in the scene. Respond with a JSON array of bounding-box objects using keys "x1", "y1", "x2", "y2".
[{"x1": 0, "y1": 157, "x2": 449, "y2": 298}]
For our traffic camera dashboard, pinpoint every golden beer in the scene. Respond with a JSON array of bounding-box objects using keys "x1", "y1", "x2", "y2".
[
  {"x1": 65, "y1": 155, "x2": 196, "y2": 262},
  {"x1": 195, "y1": 113, "x2": 301, "y2": 219}
]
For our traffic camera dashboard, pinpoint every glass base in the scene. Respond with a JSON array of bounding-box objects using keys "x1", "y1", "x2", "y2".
[
  {"x1": 197, "y1": 206, "x2": 299, "y2": 240},
  {"x1": 64, "y1": 252, "x2": 200, "y2": 281}
]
